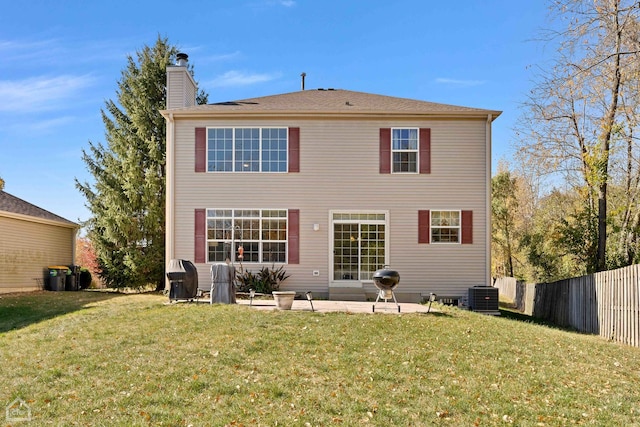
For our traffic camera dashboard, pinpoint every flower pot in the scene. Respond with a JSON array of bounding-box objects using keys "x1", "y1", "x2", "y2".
[{"x1": 272, "y1": 291, "x2": 296, "y2": 310}]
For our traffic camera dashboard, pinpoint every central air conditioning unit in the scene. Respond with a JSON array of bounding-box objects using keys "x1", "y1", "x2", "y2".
[{"x1": 467, "y1": 286, "x2": 499, "y2": 315}]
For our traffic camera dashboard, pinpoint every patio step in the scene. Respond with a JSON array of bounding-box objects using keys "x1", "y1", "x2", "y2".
[{"x1": 329, "y1": 287, "x2": 367, "y2": 302}]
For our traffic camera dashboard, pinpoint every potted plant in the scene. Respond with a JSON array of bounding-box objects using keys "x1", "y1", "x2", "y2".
[
  {"x1": 236, "y1": 265, "x2": 293, "y2": 309},
  {"x1": 272, "y1": 290, "x2": 296, "y2": 310}
]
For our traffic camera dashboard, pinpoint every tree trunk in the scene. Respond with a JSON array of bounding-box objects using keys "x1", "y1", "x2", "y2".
[{"x1": 597, "y1": 7, "x2": 623, "y2": 272}]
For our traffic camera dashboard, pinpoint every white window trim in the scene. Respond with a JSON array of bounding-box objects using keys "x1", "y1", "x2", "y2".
[
  {"x1": 390, "y1": 127, "x2": 419, "y2": 174},
  {"x1": 430, "y1": 209, "x2": 461, "y2": 244},
  {"x1": 206, "y1": 127, "x2": 289, "y2": 173},
  {"x1": 205, "y1": 208, "x2": 289, "y2": 264},
  {"x1": 329, "y1": 210, "x2": 389, "y2": 284}
]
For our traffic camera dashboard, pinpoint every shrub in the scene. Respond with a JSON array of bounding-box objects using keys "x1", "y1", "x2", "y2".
[
  {"x1": 236, "y1": 265, "x2": 290, "y2": 294},
  {"x1": 79, "y1": 269, "x2": 93, "y2": 289}
]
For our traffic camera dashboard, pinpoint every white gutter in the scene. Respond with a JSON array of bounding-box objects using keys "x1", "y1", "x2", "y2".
[
  {"x1": 0, "y1": 210, "x2": 78, "y2": 228},
  {"x1": 486, "y1": 114, "x2": 493, "y2": 286},
  {"x1": 160, "y1": 110, "x2": 503, "y2": 121}
]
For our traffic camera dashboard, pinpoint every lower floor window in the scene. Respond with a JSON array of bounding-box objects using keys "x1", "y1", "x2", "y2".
[
  {"x1": 207, "y1": 209, "x2": 287, "y2": 263},
  {"x1": 431, "y1": 210, "x2": 460, "y2": 243},
  {"x1": 332, "y1": 212, "x2": 387, "y2": 281}
]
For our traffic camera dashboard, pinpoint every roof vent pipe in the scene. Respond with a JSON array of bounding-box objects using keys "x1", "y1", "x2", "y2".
[
  {"x1": 300, "y1": 72, "x2": 306, "y2": 90},
  {"x1": 176, "y1": 53, "x2": 189, "y2": 67}
]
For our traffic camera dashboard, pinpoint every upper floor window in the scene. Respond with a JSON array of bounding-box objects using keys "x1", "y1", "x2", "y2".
[
  {"x1": 392, "y1": 128, "x2": 418, "y2": 173},
  {"x1": 431, "y1": 210, "x2": 460, "y2": 243},
  {"x1": 380, "y1": 127, "x2": 429, "y2": 175},
  {"x1": 207, "y1": 127, "x2": 288, "y2": 172}
]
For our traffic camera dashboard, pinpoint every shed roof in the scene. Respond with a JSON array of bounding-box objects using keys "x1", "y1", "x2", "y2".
[
  {"x1": 0, "y1": 191, "x2": 77, "y2": 227},
  {"x1": 163, "y1": 89, "x2": 501, "y2": 120}
]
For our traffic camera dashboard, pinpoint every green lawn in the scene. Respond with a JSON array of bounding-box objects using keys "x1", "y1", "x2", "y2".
[{"x1": 0, "y1": 291, "x2": 639, "y2": 426}]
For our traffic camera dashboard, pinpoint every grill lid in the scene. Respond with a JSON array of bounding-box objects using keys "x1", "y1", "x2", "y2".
[{"x1": 372, "y1": 267, "x2": 400, "y2": 291}]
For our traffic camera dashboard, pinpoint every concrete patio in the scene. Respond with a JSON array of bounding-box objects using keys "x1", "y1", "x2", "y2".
[{"x1": 235, "y1": 297, "x2": 438, "y2": 314}]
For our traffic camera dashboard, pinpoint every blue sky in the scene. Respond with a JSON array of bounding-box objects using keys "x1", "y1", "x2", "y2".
[{"x1": 0, "y1": 0, "x2": 552, "y2": 224}]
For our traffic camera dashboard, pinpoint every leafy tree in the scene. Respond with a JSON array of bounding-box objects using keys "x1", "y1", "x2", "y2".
[
  {"x1": 516, "y1": 0, "x2": 640, "y2": 272},
  {"x1": 76, "y1": 36, "x2": 208, "y2": 289},
  {"x1": 0, "y1": 176, "x2": 4, "y2": 191},
  {"x1": 492, "y1": 171, "x2": 519, "y2": 277},
  {"x1": 519, "y1": 189, "x2": 586, "y2": 282},
  {"x1": 75, "y1": 236, "x2": 102, "y2": 288}
]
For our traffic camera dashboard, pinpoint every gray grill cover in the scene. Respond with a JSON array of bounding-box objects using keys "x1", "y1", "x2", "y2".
[{"x1": 210, "y1": 263, "x2": 236, "y2": 304}]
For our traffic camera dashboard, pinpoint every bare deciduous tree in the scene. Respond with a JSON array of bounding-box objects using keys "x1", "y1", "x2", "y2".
[{"x1": 516, "y1": 0, "x2": 640, "y2": 272}]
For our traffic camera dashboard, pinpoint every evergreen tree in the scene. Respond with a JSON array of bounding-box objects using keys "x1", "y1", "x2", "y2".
[{"x1": 76, "y1": 36, "x2": 207, "y2": 289}]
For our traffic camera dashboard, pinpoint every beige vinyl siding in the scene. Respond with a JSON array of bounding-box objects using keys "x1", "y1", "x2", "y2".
[
  {"x1": 171, "y1": 118, "x2": 488, "y2": 300},
  {"x1": 166, "y1": 67, "x2": 196, "y2": 109},
  {"x1": 0, "y1": 215, "x2": 75, "y2": 293}
]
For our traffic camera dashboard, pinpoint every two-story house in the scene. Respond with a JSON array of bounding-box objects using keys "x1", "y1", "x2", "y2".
[{"x1": 162, "y1": 54, "x2": 501, "y2": 302}]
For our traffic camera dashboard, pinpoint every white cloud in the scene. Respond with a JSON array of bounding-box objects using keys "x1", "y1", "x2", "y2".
[
  {"x1": 0, "y1": 38, "x2": 60, "y2": 53},
  {"x1": 435, "y1": 78, "x2": 486, "y2": 87},
  {"x1": 0, "y1": 74, "x2": 95, "y2": 113},
  {"x1": 253, "y1": 0, "x2": 295, "y2": 8},
  {"x1": 207, "y1": 70, "x2": 280, "y2": 88},
  {"x1": 202, "y1": 51, "x2": 243, "y2": 63},
  {"x1": 29, "y1": 116, "x2": 77, "y2": 133}
]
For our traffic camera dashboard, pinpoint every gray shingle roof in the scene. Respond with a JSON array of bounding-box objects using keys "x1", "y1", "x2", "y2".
[
  {"x1": 0, "y1": 191, "x2": 77, "y2": 226},
  {"x1": 164, "y1": 89, "x2": 502, "y2": 118}
]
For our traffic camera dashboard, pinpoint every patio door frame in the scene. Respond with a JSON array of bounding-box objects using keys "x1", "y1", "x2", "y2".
[{"x1": 329, "y1": 210, "x2": 389, "y2": 287}]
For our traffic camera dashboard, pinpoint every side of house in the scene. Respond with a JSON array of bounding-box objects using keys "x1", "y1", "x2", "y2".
[{"x1": 0, "y1": 191, "x2": 78, "y2": 293}]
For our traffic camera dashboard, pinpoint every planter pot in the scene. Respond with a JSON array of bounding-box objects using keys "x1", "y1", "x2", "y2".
[{"x1": 272, "y1": 291, "x2": 296, "y2": 310}]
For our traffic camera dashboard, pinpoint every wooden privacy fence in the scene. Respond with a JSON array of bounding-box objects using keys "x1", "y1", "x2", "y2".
[{"x1": 494, "y1": 265, "x2": 640, "y2": 348}]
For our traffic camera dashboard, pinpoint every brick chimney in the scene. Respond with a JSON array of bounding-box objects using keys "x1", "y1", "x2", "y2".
[{"x1": 166, "y1": 53, "x2": 197, "y2": 109}]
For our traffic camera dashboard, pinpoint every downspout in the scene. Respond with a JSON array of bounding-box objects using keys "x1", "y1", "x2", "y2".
[
  {"x1": 72, "y1": 226, "x2": 80, "y2": 265},
  {"x1": 486, "y1": 114, "x2": 492, "y2": 286},
  {"x1": 165, "y1": 112, "x2": 175, "y2": 291}
]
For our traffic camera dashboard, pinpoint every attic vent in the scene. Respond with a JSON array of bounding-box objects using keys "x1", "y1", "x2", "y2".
[
  {"x1": 327, "y1": 88, "x2": 335, "y2": 91},
  {"x1": 317, "y1": 88, "x2": 325, "y2": 91}
]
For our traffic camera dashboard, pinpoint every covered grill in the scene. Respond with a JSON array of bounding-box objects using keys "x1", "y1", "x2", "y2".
[
  {"x1": 166, "y1": 259, "x2": 199, "y2": 301},
  {"x1": 372, "y1": 267, "x2": 401, "y2": 312}
]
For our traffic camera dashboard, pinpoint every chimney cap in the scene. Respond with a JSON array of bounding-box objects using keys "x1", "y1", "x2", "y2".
[{"x1": 176, "y1": 53, "x2": 188, "y2": 67}]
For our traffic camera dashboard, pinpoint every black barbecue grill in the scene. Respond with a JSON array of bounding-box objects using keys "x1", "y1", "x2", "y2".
[
  {"x1": 372, "y1": 267, "x2": 400, "y2": 312},
  {"x1": 166, "y1": 259, "x2": 199, "y2": 301}
]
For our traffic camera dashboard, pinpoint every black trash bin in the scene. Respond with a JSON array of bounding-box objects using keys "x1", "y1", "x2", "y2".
[
  {"x1": 166, "y1": 259, "x2": 198, "y2": 301},
  {"x1": 65, "y1": 265, "x2": 80, "y2": 291},
  {"x1": 48, "y1": 266, "x2": 69, "y2": 291}
]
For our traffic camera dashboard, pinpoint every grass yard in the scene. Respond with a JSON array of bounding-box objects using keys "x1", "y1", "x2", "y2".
[{"x1": 0, "y1": 291, "x2": 639, "y2": 426}]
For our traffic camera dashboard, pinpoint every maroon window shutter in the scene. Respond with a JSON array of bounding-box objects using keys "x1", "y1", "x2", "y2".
[
  {"x1": 194, "y1": 209, "x2": 206, "y2": 263},
  {"x1": 418, "y1": 210, "x2": 430, "y2": 244},
  {"x1": 419, "y1": 128, "x2": 431, "y2": 174},
  {"x1": 379, "y1": 128, "x2": 391, "y2": 174},
  {"x1": 288, "y1": 127, "x2": 300, "y2": 173},
  {"x1": 195, "y1": 127, "x2": 206, "y2": 173},
  {"x1": 288, "y1": 209, "x2": 300, "y2": 264},
  {"x1": 461, "y1": 210, "x2": 473, "y2": 244}
]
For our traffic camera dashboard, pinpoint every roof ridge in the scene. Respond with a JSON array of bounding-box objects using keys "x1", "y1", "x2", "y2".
[{"x1": 164, "y1": 88, "x2": 501, "y2": 118}]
